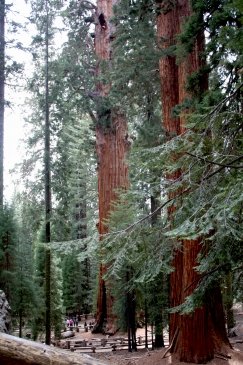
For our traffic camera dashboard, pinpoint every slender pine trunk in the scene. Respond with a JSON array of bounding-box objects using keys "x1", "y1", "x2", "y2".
[
  {"x1": 151, "y1": 194, "x2": 165, "y2": 348},
  {"x1": 225, "y1": 272, "x2": 235, "y2": 332},
  {"x1": 144, "y1": 288, "x2": 148, "y2": 349},
  {"x1": 0, "y1": 0, "x2": 5, "y2": 207},
  {"x1": 19, "y1": 307, "x2": 23, "y2": 338},
  {"x1": 44, "y1": 0, "x2": 51, "y2": 345}
]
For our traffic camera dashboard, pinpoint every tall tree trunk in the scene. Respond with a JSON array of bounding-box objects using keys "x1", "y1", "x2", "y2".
[
  {"x1": 144, "y1": 285, "x2": 148, "y2": 349},
  {"x1": 76, "y1": 200, "x2": 87, "y2": 240},
  {"x1": 157, "y1": 0, "x2": 230, "y2": 362},
  {"x1": 44, "y1": 0, "x2": 51, "y2": 346},
  {"x1": 151, "y1": 194, "x2": 165, "y2": 348},
  {"x1": 0, "y1": 0, "x2": 5, "y2": 207},
  {"x1": 19, "y1": 307, "x2": 23, "y2": 338},
  {"x1": 156, "y1": 1, "x2": 182, "y2": 346},
  {"x1": 93, "y1": 0, "x2": 129, "y2": 334},
  {"x1": 224, "y1": 271, "x2": 235, "y2": 333},
  {"x1": 177, "y1": 1, "x2": 229, "y2": 363},
  {"x1": 126, "y1": 270, "x2": 137, "y2": 352},
  {"x1": 76, "y1": 199, "x2": 91, "y2": 314}
]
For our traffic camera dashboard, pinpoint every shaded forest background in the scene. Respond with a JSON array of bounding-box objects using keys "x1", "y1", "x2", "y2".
[{"x1": 0, "y1": 0, "x2": 242, "y2": 364}]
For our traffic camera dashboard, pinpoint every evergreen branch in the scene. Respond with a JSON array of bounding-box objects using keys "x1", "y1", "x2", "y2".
[
  {"x1": 86, "y1": 106, "x2": 97, "y2": 124},
  {"x1": 184, "y1": 264, "x2": 243, "y2": 294},
  {"x1": 102, "y1": 81, "x2": 243, "y2": 237},
  {"x1": 103, "y1": 187, "x2": 190, "y2": 236},
  {"x1": 201, "y1": 154, "x2": 243, "y2": 181},
  {"x1": 232, "y1": 264, "x2": 243, "y2": 272},
  {"x1": 178, "y1": 82, "x2": 243, "y2": 135},
  {"x1": 104, "y1": 153, "x2": 243, "y2": 237},
  {"x1": 202, "y1": 82, "x2": 243, "y2": 120},
  {"x1": 184, "y1": 264, "x2": 224, "y2": 293},
  {"x1": 69, "y1": 84, "x2": 98, "y2": 124},
  {"x1": 186, "y1": 152, "x2": 243, "y2": 169}
]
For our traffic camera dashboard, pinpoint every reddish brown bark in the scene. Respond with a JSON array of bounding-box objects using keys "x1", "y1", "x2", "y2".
[
  {"x1": 93, "y1": 0, "x2": 129, "y2": 334},
  {"x1": 177, "y1": 0, "x2": 208, "y2": 133},
  {"x1": 156, "y1": 1, "x2": 182, "y2": 345},
  {"x1": 157, "y1": 0, "x2": 230, "y2": 362},
  {"x1": 157, "y1": 2, "x2": 180, "y2": 138}
]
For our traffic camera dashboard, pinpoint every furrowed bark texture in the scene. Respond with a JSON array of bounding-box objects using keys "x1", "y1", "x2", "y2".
[
  {"x1": 157, "y1": 2, "x2": 180, "y2": 138},
  {"x1": 157, "y1": 0, "x2": 230, "y2": 362},
  {"x1": 0, "y1": 332, "x2": 108, "y2": 365},
  {"x1": 156, "y1": 1, "x2": 182, "y2": 345},
  {"x1": 94, "y1": 0, "x2": 129, "y2": 334}
]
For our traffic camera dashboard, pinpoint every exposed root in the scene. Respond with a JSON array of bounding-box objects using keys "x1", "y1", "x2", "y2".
[
  {"x1": 215, "y1": 351, "x2": 231, "y2": 361},
  {"x1": 162, "y1": 349, "x2": 172, "y2": 359},
  {"x1": 162, "y1": 328, "x2": 178, "y2": 359}
]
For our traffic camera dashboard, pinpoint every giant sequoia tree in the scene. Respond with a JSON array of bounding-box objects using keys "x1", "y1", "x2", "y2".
[
  {"x1": 157, "y1": 0, "x2": 231, "y2": 362},
  {"x1": 93, "y1": 0, "x2": 129, "y2": 334}
]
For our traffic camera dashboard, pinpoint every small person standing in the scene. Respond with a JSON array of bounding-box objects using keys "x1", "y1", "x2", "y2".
[{"x1": 75, "y1": 316, "x2": 79, "y2": 326}]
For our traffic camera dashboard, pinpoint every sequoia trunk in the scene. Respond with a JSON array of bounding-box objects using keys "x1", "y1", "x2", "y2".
[
  {"x1": 156, "y1": 1, "x2": 182, "y2": 344},
  {"x1": 157, "y1": 0, "x2": 230, "y2": 362},
  {"x1": 94, "y1": 0, "x2": 129, "y2": 333}
]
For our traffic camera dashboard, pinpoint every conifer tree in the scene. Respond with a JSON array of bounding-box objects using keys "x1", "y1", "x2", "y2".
[
  {"x1": 0, "y1": 205, "x2": 16, "y2": 301},
  {"x1": 29, "y1": 0, "x2": 66, "y2": 344},
  {"x1": 0, "y1": 0, "x2": 4, "y2": 208},
  {"x1": 44, "y1": 0, "x2": 52, "y2": 345},
  {"x1": 156, "y1": 0, "x2": 236, "y2": 362},
  {"x1": 32, "y1": 243, "x2": 46, "y2": 340},
  {"x1": 11, "y1": 194, "x2": 42, "y2": 338},
  {"x1": 93, "y1": 0, "x2": 129, "y2": 334},
  {"x1": 50, "y1": 253, "x2": 64, "y2": 339},
  {"x1": 106, "y1": 0, "x2": 242, "y2": 361},
  {"x1": 24, "y1": 0, "x2": 98, "y2": 332}
]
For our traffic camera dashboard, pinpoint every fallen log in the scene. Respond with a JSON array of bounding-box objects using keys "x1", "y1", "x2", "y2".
[
  {"x1": 61, "y1": 330, "x2": 75, "y2": 339},
  {"x1": 0, "y1": 332, "x2": 109, "y2": 365}
]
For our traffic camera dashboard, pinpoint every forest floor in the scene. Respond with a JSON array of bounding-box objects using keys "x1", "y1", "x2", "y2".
[{"x1": 63, "y1": 304, "x2": 243, "y2": 365}]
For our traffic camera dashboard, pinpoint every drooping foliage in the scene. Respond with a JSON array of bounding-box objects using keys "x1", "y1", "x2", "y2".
[
  {"x1": 103, "y1": 0, "x2": 243, "y2": 311},
  {"x1": 0, "y1": 205, "x2": 16, "y2": 301},
  {"x1": 2, "y1": 1, "x2": 242, "y2": 357},
  {"x1": 4, "y1": 0, "x2": 99, "y2": 339}
]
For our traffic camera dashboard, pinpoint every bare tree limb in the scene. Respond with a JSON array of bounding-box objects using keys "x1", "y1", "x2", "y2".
[
  {"x1": 79, "y1": 0, "x2": 97, "y2": 11},
  {"x1": 202, "y1": 154, "x2": 243, "y2": 181},
  {"x1": 186, "y1": 152, "x2": 243, "y2": 169}
]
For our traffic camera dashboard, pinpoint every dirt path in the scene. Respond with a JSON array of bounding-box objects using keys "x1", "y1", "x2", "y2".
[{"x1": 61, "y1": 305, "x2": 243, "y2": 365}]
